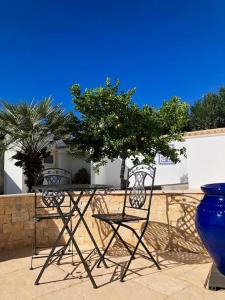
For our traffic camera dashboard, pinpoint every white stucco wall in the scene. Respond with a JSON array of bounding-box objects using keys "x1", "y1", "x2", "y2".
[
  {"x1": 186, "y1": 134, "x2": 225, "y2": 189},
  {"x1": 55, "y1": 148, "x2": 90, "y2": 180},
  {"x1": 91, "y1": 142, "x2": 188, "y2": 187},
  {"x1": 4, "y1": 149, "x2": 24, "y2": 194},
  {"x1": 154, "y1": 141, "x2": 187, "y2": 186},
  {"x1": 4, "y1": 130, "x2": 225, "y2": 193},
  {"x1": 91, "y1": 164, "x2": 107, "y2": 185},
  {"x1": 4, "y1": 147, "x2": 90, "y2": 194},
  {"x1": 91, "y1": 158, "x2": 132, "y2": 186},
  {"x1": 0, "y1": 155, "x2": 4, "y2": 194}
]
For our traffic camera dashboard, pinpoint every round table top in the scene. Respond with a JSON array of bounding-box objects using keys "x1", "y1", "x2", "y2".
[{"x1": 32, "y1": 184, "x2": 111, "y2": 192}]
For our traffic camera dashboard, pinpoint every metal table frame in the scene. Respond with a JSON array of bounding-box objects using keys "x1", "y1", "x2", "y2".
[
  {"x1": 31, "y1": 189, "x2": 73, "y2": 270},
  {"x1": 32, "y1": 184, "x2": 109, "y2": 288}
]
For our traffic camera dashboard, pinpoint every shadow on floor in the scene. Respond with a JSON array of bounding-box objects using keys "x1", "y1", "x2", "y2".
[
  {"x1": 143, "y1": 221, "x2": 211, "y2": 265},
  {"x1": 0, "y1": 246, "x2": 32, "y2": 263}
]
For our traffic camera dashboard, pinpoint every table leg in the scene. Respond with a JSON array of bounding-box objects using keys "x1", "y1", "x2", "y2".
[
  {"x1": 57, "y1": 190, "x2": 107, "y2": 268},
  {"x1": 55, "y1": 199, "x2": 98, "y2": 288}
]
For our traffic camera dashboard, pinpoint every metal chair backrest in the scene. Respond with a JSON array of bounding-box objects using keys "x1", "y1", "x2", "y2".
[
  {"x1": 42, "y1": 168, "x2": 72, "y2": 185},
  {"x1": 40, "y1": 168, "x2": 72, "y2": 207},
  {"x1": 122, "y1": 164, "x2": 156, "y2": 219}
]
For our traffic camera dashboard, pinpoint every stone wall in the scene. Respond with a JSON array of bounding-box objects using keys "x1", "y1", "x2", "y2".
[{"x1": 0, "y1": 190, "x2": 205, "y2": 256}]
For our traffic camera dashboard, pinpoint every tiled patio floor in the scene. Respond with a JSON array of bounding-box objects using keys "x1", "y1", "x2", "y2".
[{"x1": 0, "y1": 247, "x2": 225, "y2": 300}]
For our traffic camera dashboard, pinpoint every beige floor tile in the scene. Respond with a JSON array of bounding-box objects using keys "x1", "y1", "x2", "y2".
[
  {"x1": 133, "y1": 271, "x2": 189, "y2": 296},
  {"x1": 0, "y1": 249, "x2": 222, "y2": 300},
  {"x1": 161, "y1": 263, "x2": 201, "y2": 277},
  {"x1": 167, "y1": 285, "x2": 225, "y2": 300},
  {"x1": 0, "y1": 257, "x2": 29, "y2": 277},
  {"x1": 178, "y1": 263, "x2": 212, "y2": 288},
  {"x1": 0, "y1": 265, "x2": 82, "y2": 300},
  {"x1": 36, "y1": 279, "x2": 166, "y2": 300}
]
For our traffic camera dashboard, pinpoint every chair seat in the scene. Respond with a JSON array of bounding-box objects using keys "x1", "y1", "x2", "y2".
[
  {"x1": 92, "y1": 213, "x2": 146, "y2": 223},
  {"x1": 34, "y1": 212, "x2": 71, "y2": 221}
]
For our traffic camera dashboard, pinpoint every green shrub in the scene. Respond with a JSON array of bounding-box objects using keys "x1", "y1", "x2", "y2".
[{"x1": 73, "y1": 168, "x2": 90, "y2": 184}]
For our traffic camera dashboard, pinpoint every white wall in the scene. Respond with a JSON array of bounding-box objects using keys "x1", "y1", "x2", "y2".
[
  {"x1": 91, "y1": 143, "x2": 188, "y2": 187},
  {"x1": 6, "y1": 132, "x2": 225, "y2": 193},
  {"x1": 4, "y1": 149, "x2": 24, "y2": 194},
  {"x1": 186, "y1": 134, "x2": 225, "y2": 189},
  {"x1": 4, "y1": 147, "x2": 91, "y2": 194},
  {"x1": 154, "y1": 141, "x2": 188, "y2": 186},
  {"x1": 91, "y1": 164, "x2": 107, "y2": 185},
  {"x1": 55, "y1": 148, "x2": 90, "y2": 180},
  {"x1": 0, "y1": 155, "x2": 4, "y2": 194},
  {"x1": 91, "y1": 134, "x2": 225, "y2": 189},
  {"x1": 91, "y1": 158, "x2": 132, "y2": 186}
]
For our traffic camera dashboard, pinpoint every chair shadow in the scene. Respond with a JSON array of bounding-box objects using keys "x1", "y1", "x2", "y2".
[
  {"x1": 143, "y1": 193, "x2": 211, "y2": 265},
  {"x1": 143, "y1": 221, "x2": 210, "y2": 265}
]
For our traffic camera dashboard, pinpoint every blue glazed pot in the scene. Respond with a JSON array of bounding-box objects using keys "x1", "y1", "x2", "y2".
[{"x1": 196, "y1": 183, "x2": 225, "y2": 275}]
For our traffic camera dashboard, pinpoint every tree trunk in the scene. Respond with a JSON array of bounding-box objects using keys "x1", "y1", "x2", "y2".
[
  {"x1": 25, "y1": 162, "x2": 37, "y2": 193},
  {"x1": 120, "y1": 158, "x2": 127, "y2": 190}
]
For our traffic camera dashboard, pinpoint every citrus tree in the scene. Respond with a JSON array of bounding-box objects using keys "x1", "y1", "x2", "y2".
[
  {"x1": 0, "y1": 98, "x2": 74, "y2": 192},
  {"x1": 71, "y1": 79, "x2": 189, "y2": 189}
]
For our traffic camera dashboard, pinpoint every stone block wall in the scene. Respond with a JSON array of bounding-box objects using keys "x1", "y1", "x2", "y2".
[{"x1": 0, "y1": 190, "x2": 205, "y2": 255}]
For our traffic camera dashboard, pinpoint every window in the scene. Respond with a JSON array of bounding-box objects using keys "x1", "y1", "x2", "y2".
[
  {"x1": 44, "y1": 154, "x2": 54, "y2": 165},
  {"x1": 158, "y1": 144, "x2": 175, "y2": 165}
]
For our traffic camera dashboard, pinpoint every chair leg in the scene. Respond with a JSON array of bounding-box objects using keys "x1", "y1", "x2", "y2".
[
  {"x1": 30, "y1": 222, "x2": 36, "y2": 270},
  {"x1": 30, "y1": 255, "x2": 34, "y2": 270},
  {"x1": 120, "y1": 237, "x2": 141, "y2": 282},
  {"x1": 109, "y1": 223, "x2": 134, "y2": 257},
  {"x1": 139, "y1": 239, "x2": 161, "y2": 270},
  {"x1": 97, "y1": 223, "x2": 120, "y2": 268},
  {"x1": 126, "y1": 226, "x2": 160, "y2": 270},
  {"x1": 120, "y1": 224, "x2": 161, "y2": 281}
]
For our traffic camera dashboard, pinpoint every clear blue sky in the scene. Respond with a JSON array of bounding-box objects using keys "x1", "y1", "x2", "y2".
[{"x1": 0, "y1": 0, "x2": 225, "y2": 110}]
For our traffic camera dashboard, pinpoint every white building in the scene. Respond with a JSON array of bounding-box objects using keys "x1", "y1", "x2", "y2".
[
  {"x1": 3, "y1": 142, "x2": 90, "y2": 194},
  {"x1": 186, "y1": 128, "x2": 225, "y2": 189},
  {"x1": 2, "y1": 127, "x2": 225, "y2": 194},
  {"x1": 91, "y1": 128, "x2": 225, "y2": 190}
]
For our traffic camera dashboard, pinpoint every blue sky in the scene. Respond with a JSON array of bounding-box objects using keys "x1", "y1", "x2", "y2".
[{"x1": 0, "y1": 0, "x2": 225, "y2": 111}]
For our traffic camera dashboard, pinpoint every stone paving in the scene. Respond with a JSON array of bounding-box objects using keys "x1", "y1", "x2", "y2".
[{"x1": 1, "y1": 247, "x2": 225, "y2": 300}]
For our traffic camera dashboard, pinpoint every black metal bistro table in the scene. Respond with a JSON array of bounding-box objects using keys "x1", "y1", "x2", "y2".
[{"x1": 32, "y1": 184, "x2": 110, "y2": 288}]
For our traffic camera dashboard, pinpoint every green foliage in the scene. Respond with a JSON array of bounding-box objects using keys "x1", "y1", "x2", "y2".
[
  {"x1": 0, "y1": 97, "x2": 73, "y2": 192},
  {"x1": 72, "y1": 168, "x2": 90, "y2": 184},
  {"x1": 71, "y1": 78, "x2": 189, "y2": 188},
  {"x1": 189, "y1": 88, "x2": 225, "y2": 130},
  {"x1": 12, "y1": 148, "x2": 49, "y2": 192}
]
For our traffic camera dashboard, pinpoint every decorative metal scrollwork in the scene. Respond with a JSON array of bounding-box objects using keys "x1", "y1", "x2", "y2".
[
  {"x1": 129, "y1": 164, "x2": 154, "y2": 178},
  {"x1": 40, "y1": 168, "x2": 71, "y2": 207},
  {"x1": 41, "y1": 168, "x2": 72, "y2": 185},
  {"x1": 129, "y1": 172, "x2": 147, "y2": 208},
  {"x1": 42, "y1": 191, "x2": 65, "y2": 207},
  {"x1": 45, "y1": 175, "x2": 63, "y2": 185}
]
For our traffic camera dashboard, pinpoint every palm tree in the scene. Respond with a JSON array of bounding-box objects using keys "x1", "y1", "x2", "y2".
[{"x1": 0, "y1": 97, "x2": 73, "y2": 192}]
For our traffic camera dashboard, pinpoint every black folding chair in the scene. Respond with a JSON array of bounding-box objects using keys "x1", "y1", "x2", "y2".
[
  {"x1": 41, "y1": 168, "x2": 72, "y2": 186},
  {"x1": 92, "y1": 164, "x2": 161, "y2": 281},
  {"x1": 30, "y1": 168, "x2": 72, "y2": 269}
]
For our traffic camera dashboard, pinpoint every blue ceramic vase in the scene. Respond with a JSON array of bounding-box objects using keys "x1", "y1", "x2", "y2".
[{"x1": 196, "y1": 183, "x2": 225, "y2": 275}]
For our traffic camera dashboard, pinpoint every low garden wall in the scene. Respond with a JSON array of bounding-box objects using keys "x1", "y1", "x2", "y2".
[{"x1": 0, "y1": 190, "x2": 208, "y2": 262}]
